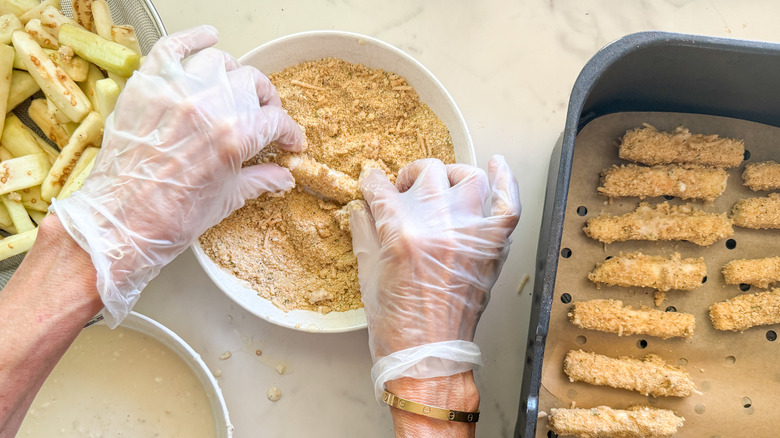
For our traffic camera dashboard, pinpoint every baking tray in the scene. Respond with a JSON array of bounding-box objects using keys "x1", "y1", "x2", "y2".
[{"x1": 516, "y1": 31, "x2": 780, "y2": 437}]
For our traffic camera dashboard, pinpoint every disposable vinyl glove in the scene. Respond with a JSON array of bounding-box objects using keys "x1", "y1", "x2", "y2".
[
  {"x1": 350, "y1": 156, "x2": 521, "y2": 401},
  {"x1": 51, "y1": 26, "x2": 305, "y2": 327}
]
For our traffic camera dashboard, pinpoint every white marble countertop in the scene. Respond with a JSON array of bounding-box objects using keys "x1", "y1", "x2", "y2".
[{"x1": 132, "y1": 1, "x2": 780, "y2": 436}]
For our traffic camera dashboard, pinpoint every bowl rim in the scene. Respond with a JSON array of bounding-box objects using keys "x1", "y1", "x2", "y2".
[{"x1": 194, "y1": 30, "x2": 475, "y2": 333}]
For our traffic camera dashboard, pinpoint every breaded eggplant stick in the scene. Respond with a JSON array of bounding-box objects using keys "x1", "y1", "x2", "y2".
[
  {"x1": 722, "y1": 257, "x2": 780, "y2": 289},
  {"x1": 276, "y1": 152, "x2": 361, "y2": 204},
  {"x1": 743, "y1": 160, "x2": 780, "y2": 191},
  {"x1": 619, "y1": 124, "x2": 744, "y2": 168},
  {"x1": 563, "y1": 350, "x2": 695, "y2": 397},
  {"x1": 709, "y1": 288, "x2": 780, "y2": 331},
  {"x1": 730, "y1": 193, "x2": 780, "y2": 229},
  {"x1": 584, "y1": 202, "x2": 733, "y2": 246},
  {"x1": 569, "y1": 299, "x2": 695, "y2": 339},
  {"x1": 588, "y1": 252, "x2": 706, "y2": 291},
  {"x1": 548, "y1": 406, "x2": 684, "y2": 438},
  {"x1": 598, "y1": 164, "x2": 728, "y2": 201}
]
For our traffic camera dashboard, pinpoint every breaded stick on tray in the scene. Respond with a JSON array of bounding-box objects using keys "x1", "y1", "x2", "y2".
[
  {"x1": 548, "y1": 405, "x2": 684, "y2": 438},
  {"x1": 588, "y1": 252, "x2": 706, "y2": 292},
  {"x1": 584, "y1": 202, "x2": 734, "y2": 246},
  {"x1": 730, "y1": 193, "x2": 780, "y2": 229},
  {"x1": 598, "y1": 164, "x2": 728, "y2": 201},
  {"x1": 569, "y1": 299, "x2": 695, "y2": 339},
  {"x1": 618, "y1": 124, "x2": 744, "y2": 168},
  {"x1": 722, "y1": 257, "x2": 780, "y2": 289},
  {"x1": 742, "y1": 160, "x2": 780, "y2": 191},
  {"x1": 563, "y1": 350, "x2": 696, "y2": 397},
  {"x1": 709, "y1": 288, "x2": 780, "y2": 332}
]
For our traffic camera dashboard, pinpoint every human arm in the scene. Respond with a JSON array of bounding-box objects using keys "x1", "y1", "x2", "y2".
[
  {"x1": 350, "y1": 156, "x2": 521, "y2": 437},
  {"x1": 0, "y1": 24, "x2": 304, "y2": 436}
]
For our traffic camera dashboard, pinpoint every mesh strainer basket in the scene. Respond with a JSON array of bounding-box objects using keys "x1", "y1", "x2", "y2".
[{"x1": 0, "y1": 0, "x2": 166, "y2": 287}]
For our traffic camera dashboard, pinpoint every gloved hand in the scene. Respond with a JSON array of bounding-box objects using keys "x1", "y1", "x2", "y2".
[
  {"x1": 349, "y1": 155, "x2": 521, "y2": 401},
  {"x1": 51, "y1": 25, "x2": 305, "y2": 328}
]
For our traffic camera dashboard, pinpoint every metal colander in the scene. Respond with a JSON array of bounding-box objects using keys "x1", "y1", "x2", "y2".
[{"x1": 0, "y1": 0, "x2": 166, "y2": 287}]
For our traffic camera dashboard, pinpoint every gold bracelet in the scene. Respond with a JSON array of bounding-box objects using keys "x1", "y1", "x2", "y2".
[{"x1": 381, "y1": 390, "x2": 479, "y2": 423}]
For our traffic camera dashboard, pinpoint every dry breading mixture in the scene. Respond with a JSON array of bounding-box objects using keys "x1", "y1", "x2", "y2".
[{"x1": 200, "y1": 58, "x2": 454, "y2": 313}]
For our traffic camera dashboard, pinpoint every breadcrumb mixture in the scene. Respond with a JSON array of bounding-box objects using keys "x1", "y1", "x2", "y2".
[{"x1": 200, "y1": 58, "x2": 454, "y2": 313}]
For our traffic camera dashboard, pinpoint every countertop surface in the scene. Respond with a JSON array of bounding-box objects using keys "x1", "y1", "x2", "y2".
[{"x1": 131, "y1": 1, "x2": 780, "y2": 436}]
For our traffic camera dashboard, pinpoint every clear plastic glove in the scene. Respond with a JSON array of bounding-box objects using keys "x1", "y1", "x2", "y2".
[
  {"x1": 51, "y1": 25, "x2": 305, "y2": 328},
  {"x1": 349, "y1": 155, "x2": 521, "y2": 401}
]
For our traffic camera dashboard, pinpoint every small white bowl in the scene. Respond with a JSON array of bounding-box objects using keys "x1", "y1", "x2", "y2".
[{"x1": 192, "y1": 31, "x2": 475, "y2": 333}]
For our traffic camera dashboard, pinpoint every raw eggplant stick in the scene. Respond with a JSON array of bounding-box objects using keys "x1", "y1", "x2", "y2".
[
  {"x1": 709, "y1": 288, "x2": 780, "y2": 332},
  {"x1": 569, "y1": 299, "x2": 695, "y2": 339},
  {"x1": 618, "y1": 123, "x2": 744, "y2": 168},
  {"x1": 563, "y1": 350, "x2": 696, "y2": 397},
  {"x1": 583, "y1": 202, "x2": 733, "y2": 246},
  {"x1": 722, "y1": 257, "x2": 780, "y2": 289},
  {"x1": 588, "y1": 252, "x2": 706, "y2": 292},
  {"x1": 276, "y1": 152, "x2": 360, "y2": 205},
  {"x1": 742, "y1": 160, "x2": 780, "y2": 191},
  {"x1": 548, "y1": 406, "x2": 684, "y2": 438},
  {"x1": 730, "y1": 193, "x2": 780, "y2": 229},
  {"x1": 598, "y1": 164, "x2": 728, "y2": 201}
]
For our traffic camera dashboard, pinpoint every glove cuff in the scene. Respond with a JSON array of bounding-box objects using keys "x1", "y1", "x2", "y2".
[{"x1": 370, "y1": 340, "x2": 483, "y2": 404}]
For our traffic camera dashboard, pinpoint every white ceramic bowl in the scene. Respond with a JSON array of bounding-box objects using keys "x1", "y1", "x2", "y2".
[{"x1": 192, "y1": 31, "x2": 475, "y2": 333}]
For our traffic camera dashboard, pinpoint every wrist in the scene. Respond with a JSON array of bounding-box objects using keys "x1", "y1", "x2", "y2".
[{"x1": 386, "y1": 372, "x2": 479, "y2": 438}]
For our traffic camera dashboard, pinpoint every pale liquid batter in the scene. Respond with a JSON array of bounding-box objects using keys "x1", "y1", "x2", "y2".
[{"x1": 17, "y1": 324, "x2": 217, "y2": 437}]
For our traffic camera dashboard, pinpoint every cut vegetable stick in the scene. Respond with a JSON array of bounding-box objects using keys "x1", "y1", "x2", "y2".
[
  {"x1": 56, "y1": 146, "x2": 95, "y2": 199},
  {"x1": 78, "y1": 62, "x2": 103, "y2": 110},
  {"x1": 598, "y1": 164, "x2": 728, "y2": 201},
  {"x1": 18, "y1": 184, "x2": 47, "y2": 211},
  {"x1": 722, "y1": 257, "x2": 780, "y2": 289},
  {"x1": 743, "y1": 160, "x2": 780, "y2": 191},
  {"x1": 0, "y1": 146, "x2": 12, "y2": 161},
  {"x1": 12, "y1": 29, "x2": 92, "y2": 122},
  {"x1": 39, "y1": 5, "x2": 80, "y2": 37},
  {"x1": 71, "y1": 0, "x2": 93, "y2": 31},
  {"x1": 730, "y1": 193, "x2": 780, "y2": 229},
  {"x1": 0, "y1": 153, "x2": 51, "y2": 195},
  {"x1": 0, "y1": 43, "x2": 14, "y2": 135},
  {"x1": 584, "y1": 202, "x2": 733, "y2": 246},
  {"x1": 588, "y1": 252, "x2": 706, "y2": 292},
  {"x1": 58, "y1": 23, "x2": 139, "y2": 77},
  {"x1": 569, "y1": 299, "x2": 695, "y2": 339},
  {"x1": 548, "y1": 406, "x2": 684, "y2": 438},
  {"x1": 0, "y1": 226, "x2": 37, "y2": 260},
  {"x1": 619, "y1": 124, "x2": 744, "y2": 168},
  {"x1": 18, "y1": 0, "x2": 61, "y2": 25},
  {"x1": 41, "y1": 110, "x2": 102, "y2": 201},
  {"x1": 0, "y1": 202, "x2": 13, "y2": 228},
  {"x1": 709, "y1": 288, "x2": 780, "y2": 331},
  {"x1": 1, "y1": 192, "x2": 34, "y2": 233},
  {"x1": 95, "y1": 77, "x2": 119, "y2": 119},
  {"x1": 26, "y1": 207, "x2": 45, "y2": 224},
  {"x1": 7, "y1": 69, "x2": 39, "y2": 112},
  {"x1": 43, "y1": 47, "x2": 88, "y2": 81},
  {"x1": 111, "y1": 24, "x2": 141, "y2": 54},
  {"x1": 0, "y1": 0, "x2": 40, "y2": 18},
  {"x1": 1, "y1": 113, "x2": 48, "y2": 157},
  {"x1": 24, "y1": 18, "x2": 58, "y2": 49},
  {"x1": 0, "y1": 13, "x2": 22, "y2": 44},
  {"x1": 90, "y1": 0, "x2": 111, "y2": 39},
  {"x1": 27, "y1": 97, "x2": 74, "y2": 147}
]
